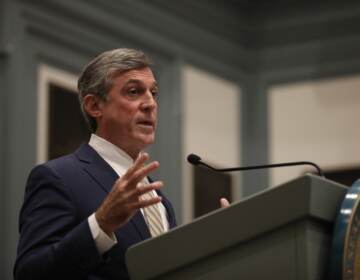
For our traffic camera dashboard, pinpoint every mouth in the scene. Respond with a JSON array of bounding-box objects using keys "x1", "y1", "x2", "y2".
[{"x1": 136, "y1": 120, "x2": 155, "y2": 129}]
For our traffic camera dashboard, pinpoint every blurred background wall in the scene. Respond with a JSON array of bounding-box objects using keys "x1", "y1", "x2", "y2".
[{"x1": 1, "y1": 0, "x2": 360, "y2": 278}]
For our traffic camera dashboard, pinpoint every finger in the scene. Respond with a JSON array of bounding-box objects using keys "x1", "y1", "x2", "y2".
[
  {"x1": 132, "y1": 196, "x2": 162, "y2": 210},
  {"x1": 124, "y1": 152, "x2": 149, "y2": 178},
  {"x1": 129, "y1": 161, "x2": 159, "y2": 184},
  {"x1": 123, "y1": 161, "x2": 159, "y2": 190},
  {"x1": 132, "y1": 181, "x2": 163, "y2": 199},
  {"x1": 220, "y1": 198, "x2": 230, "y2": 208},
  {"x1": 113, "y1": 161, "x2": 160, "y2": 194}
]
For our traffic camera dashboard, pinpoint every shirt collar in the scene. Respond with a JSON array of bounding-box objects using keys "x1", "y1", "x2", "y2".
[{"x1": 88, "y1": 133, "x2": 134, "y2": 176}]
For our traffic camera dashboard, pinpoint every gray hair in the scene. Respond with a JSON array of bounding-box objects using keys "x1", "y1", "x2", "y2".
[{"x1": 77, "y1": 48, "x2": 152, "y2": 132}]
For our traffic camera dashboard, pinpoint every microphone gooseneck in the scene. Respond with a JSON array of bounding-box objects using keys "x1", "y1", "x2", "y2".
[{"x1": 187, "y1": 153, "x2": 325, "y2": 178}]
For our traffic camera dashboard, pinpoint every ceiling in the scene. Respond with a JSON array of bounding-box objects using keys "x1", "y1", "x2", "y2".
[{"x1": 141, "y1": 0, "x2": 360, "y2": 50}]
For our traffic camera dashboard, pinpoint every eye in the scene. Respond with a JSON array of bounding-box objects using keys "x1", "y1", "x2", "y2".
[
  {"x1": 128, "y1": 88, "x2": 140, "y2": 96},
  {"x1": 151, "y1": 86, "x2": 159, "y2": 97},
  {"x1": 151, "y1": 89, "x2": 159, "y2": 97}
]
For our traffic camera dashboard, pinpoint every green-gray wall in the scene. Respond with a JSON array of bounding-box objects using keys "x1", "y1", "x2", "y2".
[{"x1": 1, "y1": 1, "x2": 360, "y2": 279}]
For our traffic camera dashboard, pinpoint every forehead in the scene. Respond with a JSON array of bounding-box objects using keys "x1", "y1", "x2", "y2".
[{"x1": 113, "y1": 67, "x2": 156, "y2": 85}]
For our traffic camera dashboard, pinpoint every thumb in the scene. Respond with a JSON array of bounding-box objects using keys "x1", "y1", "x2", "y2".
[{"x1": 220, "y1": 198, "x2": 230, "y2": 208}]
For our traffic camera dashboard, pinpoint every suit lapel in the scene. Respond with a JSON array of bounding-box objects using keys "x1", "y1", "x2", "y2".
[
  {"x1": 75, "y1": 143, "x2": 118, "y2": 193},
  {"x1": 74, "y1": 143, "x2": 151, "y2": 239},
  {"x1": 131, "y1": 211, "x2": 151, "y2": 239}
]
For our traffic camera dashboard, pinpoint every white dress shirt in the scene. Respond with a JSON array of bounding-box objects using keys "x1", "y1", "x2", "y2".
[{"x1": 87, "y1": 134, "x2": 169, "y2": 255}]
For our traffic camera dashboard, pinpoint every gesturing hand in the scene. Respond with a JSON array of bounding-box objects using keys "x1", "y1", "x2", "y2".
[{"x1": 95, "y1": 153, "x2": 162, "y2": 236}]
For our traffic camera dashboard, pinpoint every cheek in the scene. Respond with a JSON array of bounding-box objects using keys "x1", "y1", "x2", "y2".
[
  {"x1": 114, "y1": 105, "x2": 134, "y2": 121},
  {"x1": 154, "y1": 108, "x2": 158, "y2": 121}
]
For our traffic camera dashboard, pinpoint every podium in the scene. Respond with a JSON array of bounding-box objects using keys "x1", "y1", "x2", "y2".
[{"x1": 126, "y1": 175, "x2": 347, "y2": 280}]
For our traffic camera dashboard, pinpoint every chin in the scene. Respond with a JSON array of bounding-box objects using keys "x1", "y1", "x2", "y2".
[
  {"x1": 137, "y1": 135, "x2": 155, "y2": 147},
  {"x1": 144, "y1": 137, "x2": 155, "y2": 145}
]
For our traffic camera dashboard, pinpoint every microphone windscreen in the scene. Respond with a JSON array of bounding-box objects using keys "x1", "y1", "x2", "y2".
[{"x1": 187, "y1": 154, "x2": 201, "y2": 165}]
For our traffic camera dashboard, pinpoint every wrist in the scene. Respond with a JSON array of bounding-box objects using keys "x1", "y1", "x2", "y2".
[{"x1": 95, "y1": 210, "x2": 114, "y2": 236}]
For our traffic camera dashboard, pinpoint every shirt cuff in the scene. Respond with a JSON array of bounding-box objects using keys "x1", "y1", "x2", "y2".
[{"x1": 88, "y1": 213, "x2": 117, "y2": 255}]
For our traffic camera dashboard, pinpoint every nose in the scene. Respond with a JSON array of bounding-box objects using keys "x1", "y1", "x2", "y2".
[{"x1": 140, "y1": 90, "x2": 157, "y2": 111}]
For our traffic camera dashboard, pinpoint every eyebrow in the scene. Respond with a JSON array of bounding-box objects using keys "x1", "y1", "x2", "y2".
[{"x1": 125, "y1": 79, "x2": 158, "y2": 87}]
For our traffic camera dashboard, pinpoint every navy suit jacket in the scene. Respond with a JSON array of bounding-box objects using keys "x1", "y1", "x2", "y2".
[{"x1": 14, "y1": 144, "x2": 177, "y2": 280}]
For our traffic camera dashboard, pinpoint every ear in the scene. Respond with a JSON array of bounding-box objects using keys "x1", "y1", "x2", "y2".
[{"x1": 83, "y1": 94, "x2": 103, "y2": 118}]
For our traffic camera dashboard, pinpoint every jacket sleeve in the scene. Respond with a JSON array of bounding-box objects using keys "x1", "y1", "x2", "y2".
[{"x1": 14, "y1": 164, "x2": 103, "y2": 280}]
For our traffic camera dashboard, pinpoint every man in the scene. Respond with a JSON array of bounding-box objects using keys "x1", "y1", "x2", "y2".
[{"x1": 14, "y1": 48, "x2": 177, "y2": 279}]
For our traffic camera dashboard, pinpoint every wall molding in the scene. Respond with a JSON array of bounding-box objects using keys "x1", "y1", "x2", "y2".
[{"x1": 18, "y1": 0, "x2": 253, "y2": 75}]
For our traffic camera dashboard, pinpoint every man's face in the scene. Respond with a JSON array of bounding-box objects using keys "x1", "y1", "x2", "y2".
[{"x1": 96, "y1": 67, "x2": 158, "y2": 158}]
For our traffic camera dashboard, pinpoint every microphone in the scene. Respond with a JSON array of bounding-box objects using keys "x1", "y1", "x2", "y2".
[{"x1": 187, "y1": 153, "x2": 325, "y2": 177}]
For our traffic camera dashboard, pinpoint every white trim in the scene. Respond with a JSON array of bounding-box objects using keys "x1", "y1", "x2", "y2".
[{"x1": 37, "y1": 64, "x2": 78, "y2": 164}]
